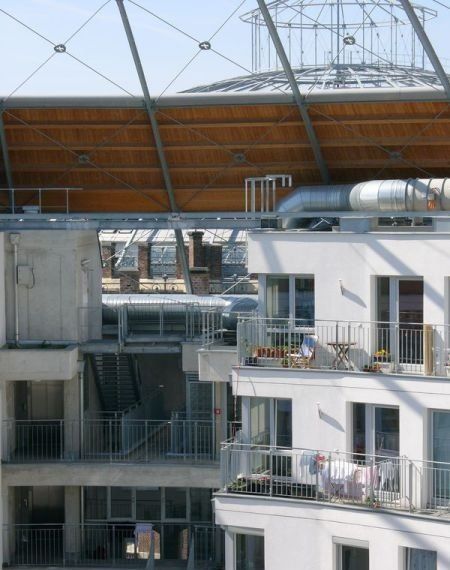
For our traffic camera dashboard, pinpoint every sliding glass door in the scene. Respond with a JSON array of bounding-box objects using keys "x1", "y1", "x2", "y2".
[
  {"x1": 432, "y1": 411, "x2": 450, "y2": 500},
  {"x1": 376, "y1": 277, "x2": 424, "y2": 367}
]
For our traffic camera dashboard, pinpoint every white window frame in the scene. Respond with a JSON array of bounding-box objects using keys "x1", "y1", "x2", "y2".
[
  {"x1": 263, "y1": 274, "x2": 314, "y2": 321},
  {"x1": 333, "y1": 537, "x2": 369, "y2": 570}
]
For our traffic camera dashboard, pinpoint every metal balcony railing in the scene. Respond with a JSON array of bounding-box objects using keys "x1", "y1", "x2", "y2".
[
  {"x1": 2, "y1": 419, "x2": 221, "y2": 464},
  {"x1": 2, "y1": 523, "x2": 222, "y2": 568},
  {"x1": 238, "y1": 317, "x2": 449, "y2": 376},
  {"x1": 220, "y1": 441, "x2": 450, "y2": 517}
]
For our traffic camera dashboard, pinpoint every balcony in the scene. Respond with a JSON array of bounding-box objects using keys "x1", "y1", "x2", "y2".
[
  {"x1": 0, "y1": 344, "x2": 78, "y2": 381},
  {"x1": 2, "y1": 522, "x2": 222, "y2": 568},
  {"x1": 220, "y1": 441, "x2": 450, "y2": 519},
  {"x1": 237, "y1": 317, "x2": 449, "y2": 377},
  {"x1": 2, "y1": 418, "x2": 219, "y2": 464}
]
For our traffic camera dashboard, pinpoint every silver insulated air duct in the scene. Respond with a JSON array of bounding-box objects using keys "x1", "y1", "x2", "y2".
[{"x1": 277, "y1": 178, "x2": 450, "y2": 227}]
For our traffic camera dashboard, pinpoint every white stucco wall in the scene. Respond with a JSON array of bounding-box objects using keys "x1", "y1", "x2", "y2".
[
  {"x1": 216, "y1": 494, "x2": 450, "y2": 570},
  {"x1": 248, "y1": 230, "x2": 450, "y2": 325},
  {"x1": 232, "y1": 367, "x2": 450, "y2": 464}
]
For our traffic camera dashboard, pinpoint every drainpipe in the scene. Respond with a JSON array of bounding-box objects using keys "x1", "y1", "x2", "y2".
[{"x1": 9, "y1": 233, "x2": 21, "y2": 346}]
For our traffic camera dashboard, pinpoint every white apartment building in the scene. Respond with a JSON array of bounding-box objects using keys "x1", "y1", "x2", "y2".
[
  {"x1": 0, "y1": 229, "x2": 235, "y2": 569},
  {"x1": 201, "y1": 203, "x2": 450, "y2": 570}
]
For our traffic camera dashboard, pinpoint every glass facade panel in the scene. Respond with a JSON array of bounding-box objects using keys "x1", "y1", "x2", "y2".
[
  {"x1": 165, "y1": 488, "x2": 187, "y2": 519},
  {"x1": 250, "y1": 398, "x2": 270, "y2": 446},
  {"x1": 275, "y1": 399, "x2": 292, "y2": 447},
  {"x1": 136, "y1": 489, "x2": 161, "y2": 521},
  {"x1": 375, "y1": 407, "x2": 399, "y2": 456},
  {"x1": 190, "y1": 489, "x2": 212, "y2": 522},
  {"x1": 236, "y1": 534, "x2": 264, "y2": 570},
  {"x1": 340, "y1": 545, "x2": 369, "y2": 570},
  {"x1": 85, "y1": 487, "x2": 107, "y2": 520},
  {"x1": 353, "y1": 403, "x2": 366, "y2": 459},
  {"x1": 405, "y1": 548, "x2": 437, "y2": 570},
  {"x1": 294, "y1": 278, "x2": 314, "y2": 323},
  {"x1": 433, "y1": 411, "x2": 450, "y2": 499},
  {"x1": 266, "y1": 276, "x2": 289, "y2": 319},
  {"x1": 110, "y1": 487, "x2": 132, "y2": 519}
]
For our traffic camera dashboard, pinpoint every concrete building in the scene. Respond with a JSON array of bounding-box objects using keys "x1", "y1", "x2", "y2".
[{"x1": 0, "y1": 230, "x2": 237, "y2": 568}]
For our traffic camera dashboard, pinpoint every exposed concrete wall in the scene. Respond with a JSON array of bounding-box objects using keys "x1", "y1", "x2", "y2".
[
  {"x1": 0, "y1": 346, "x2": 78, "y2": 381},
  {"x1": 182, "y1": 342, "x2": 201, "y2": 373},
  {"x1": 199, "y1": 348, "x2": 237, "y2": 383},
  {"x1": 3, "y1": 463, "x2": 220, "y2": 488},
  {"x1": 3, "y1": 231, "x2": 102, "y2": 342},
  {"x1": 0, "y1": 234, "x2": 5, "y2": 347}
]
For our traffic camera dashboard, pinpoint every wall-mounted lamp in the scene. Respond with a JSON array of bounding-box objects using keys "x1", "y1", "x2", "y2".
[
  {"x1": 338, "y1": 279, "x2": 344, "y2": 295},
  {"x1": 316, "y1": 402, "x2": 323, "y2": 419}
]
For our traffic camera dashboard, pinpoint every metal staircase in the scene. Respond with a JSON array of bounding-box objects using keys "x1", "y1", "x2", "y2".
[{"x1": 90, "y1": 353, "x2": 140, "y2": 412}]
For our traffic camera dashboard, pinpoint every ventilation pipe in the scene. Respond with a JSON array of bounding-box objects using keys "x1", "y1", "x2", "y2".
[
  {"x1": 9, "y1": 233, "x2": 21, "y2": 346},
  {"x1": 277, "y1": 179, "x2": 450, "y2": 227}
]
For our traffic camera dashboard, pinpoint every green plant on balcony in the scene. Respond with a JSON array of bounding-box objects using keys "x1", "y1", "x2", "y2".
[{"x1": 373, "y1": 348, "x2": 391, "y2": 362}]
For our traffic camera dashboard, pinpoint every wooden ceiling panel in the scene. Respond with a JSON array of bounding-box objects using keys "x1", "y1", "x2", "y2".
[{"x1": 2, "y1": 100, "x2": 450, "y2": 213}]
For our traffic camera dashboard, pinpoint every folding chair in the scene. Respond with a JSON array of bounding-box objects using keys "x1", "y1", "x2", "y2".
[{"x1": 291, "y1": 335, "x2": 318, "y2": 368}]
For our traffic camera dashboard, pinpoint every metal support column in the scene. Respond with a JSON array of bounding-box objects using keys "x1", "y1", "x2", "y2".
[
  {"x1": 398, "y1": 0, "x2": 450, "y2": 98},
  {"x1": 256, "y1": 0, "x2": 330, "y2": 184},
  {"x1": 115, "y1": 0, "x2": 193, "y2": 293},
  {"x1": 0, "y1": 109, "x2": 14, "y2": 211}
]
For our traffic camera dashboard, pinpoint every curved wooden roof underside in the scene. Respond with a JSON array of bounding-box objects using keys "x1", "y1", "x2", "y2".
[{"x1": 1, "y1": 97, "x2": 450, "y2": 213}]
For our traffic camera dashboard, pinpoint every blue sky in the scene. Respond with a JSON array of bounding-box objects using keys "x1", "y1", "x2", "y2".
[{"x1": 0, "y1": 0, "x2": 449, "y2": 98}]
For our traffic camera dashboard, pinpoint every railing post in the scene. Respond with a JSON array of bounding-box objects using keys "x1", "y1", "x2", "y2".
[
  {"x1": 145, "y1": 420, "x2": 149, "y2": 461},
  {"x1": 335, "y1": 322, "x2": 339, "y2": 369},
  {"x1": 194, "y1": 422, "x2": 198, "y2": 462},
  {"x1": 269, "y1": 449, "x2": 273, "y2": 497},
  {"x1": 109, "y1": 420, "x2": 113, "y2": 463},
  {"x1": 60, "y1": 420, "x2": 64, "y2": 461},
  {"x1": 409, "y1": 460, "x2": 413, "y2": 513},
  {"x1": 112, "y1": 525, "x2": 116, "y2": 566},
  {"x1": 347, "y1": 321, "x2": 351, "y2": 371},
  {"x1": 183, "y1": 421, "x2": 187, "y2": 461}
]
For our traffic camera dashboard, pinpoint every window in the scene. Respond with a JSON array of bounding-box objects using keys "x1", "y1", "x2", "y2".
[
  {"x1": 352, "y1": 404, "x2": 399, "y2": 458},
  {"x1": 190, "y1": 489, "x2": 212, "y2": 522},
  {"x1": 235, "y1": 534, "x2": 264, "y2": 570},
  {"x1": 404, "y1": 548, "x2": 436, "y2": 569},
  {"x1": 265, "y1": 275, "x2": 314, "y2": 321},
  {"x1": 295, "y1": 278, "x2": 315, "y2": 323},
  {"x1": 115, "y1": 242, "x2": 139, "y2": 270},
  {"x1": 110, "y1": 487, "x2": 132, "y2": 519},
  {"x1": 249, "y1": 397, "x2": 292, "y2": 448},
  {"x1": 85, "y1": 487, "x2": 107, "y2": 520},
  {"x1": 150, "y1": 245, "x2": 177, "y2": 278},
  {"x1": 337, "y1": 544, "x2": 369, "y2": 570},
  {"x1": 222, "y1": 243, "x2": 248, "y2": 279},
  {"x1": 165, "y1": 488, "x2": 187, "y2": 519},
  {"x1": 432, "y1": 410, "x2": 450, "y2": 499},
  {"x1": 136, "y1": 488, "x2": 160, "y2": 521},
  {"x1": 275, "y1": 399, "x2": 292, "y2": 448},
  {"x1": 266, "y1": 276, "x2": 289, "y2": 319}
]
